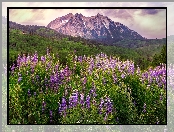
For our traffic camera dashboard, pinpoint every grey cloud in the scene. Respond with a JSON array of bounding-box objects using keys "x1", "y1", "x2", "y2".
[{"x1": 141, "y1": 9, "x2": 164, "y2": 15}]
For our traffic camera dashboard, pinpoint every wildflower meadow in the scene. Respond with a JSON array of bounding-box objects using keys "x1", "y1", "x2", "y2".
[{"x1": 8, "y1": 49, "x2": 166, "y2": 125}]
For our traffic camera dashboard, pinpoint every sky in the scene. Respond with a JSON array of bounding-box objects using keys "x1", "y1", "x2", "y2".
[{"x1": 2, "y1": 2, "x2": 173, "y2": 39}]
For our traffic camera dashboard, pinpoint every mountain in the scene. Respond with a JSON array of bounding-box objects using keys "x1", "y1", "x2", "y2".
[{"x1": 47, "y1": 13, "x2": 145, "y2": 44}]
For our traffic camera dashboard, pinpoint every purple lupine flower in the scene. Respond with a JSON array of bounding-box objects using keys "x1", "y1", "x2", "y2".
[
  {"x1": 133, "y1": 100, "x2": 136, "y2": 106},
  {"x1": 162, "y1": 77, "x2": 166, "y2": 86},
  {"x1": 104, "y1": 113, "x2": 108, "y2": 121},
  {"x1": 36, "y1": 75, "x2": 39, "y2": 81},
  {"x1": 143, "y1": 72, "x2": 148, "y2": 79},
  {"x1": 18, "y1": 72, "x2": 21, "y2": 76},
  {"x1": 47, "y1": 47, "x2": 49, "y2": 55},
  {"x1": 106, "y1": 97, "x2": 113, "y2": 114},
  {"x1": 21, "y1": 55, "x2": 27, "y2": 64},
  {"x1": 18, "y1": 77, "x2": 22, "y2": 83},
  {"x1": 59, "y1": 97, "x2": 67, "y2": 116},
  {"x1": 11, "y1": 64, "x2": 15, "y2": 72},
  {"x1": 88, "y1": 58, "x2": 95, "y2": 74},
  {"x1": 34, "y1": 92, "x2": 36, "y2": 96},
  {"x1": 86, "y1": 95, "x2": 91, "y2": 109},
  {"x1": 42, "y1": 101, "x2": 46, "y2": 113},
  {"x1": 121, "y1": 64, "x2": 126, "y2": 70},
  {"x1": 54, "y1": 64, "x2": 59, "y2": 72},
  {"x1": 17, "y1": 54, "x2": 21, "y2": 67},
  {"x1": 116, "y1": 117, "x2": 119, "y2": 122},
  {"x1": 47, "y1": 62, "x2": 51, "y2": 69},
  {"x1": 32, "y1": 79, "x2": 35, "y2": 84},
  {"x1": 78, "y1": 56, "x2": 83, "y2": 63},
  {"x1": 112, "y1": 74, "x2": 117, "y2": 83},
  {"x1": 32, "y1": 52, "x2": 38, "y2": 63},
  {"x1": 148, "y1": 76, "x2": 153, "y2": 84},
  {"x1": 50, "y1": 75, "x2": 55, "y2": 83},
  {"x1": 63, "y1": 65, "x2": 70, "y2": 77},
  {"x1": 156, "y1": 77, "x2": 159, "y2": 83},
  {"x1": 28, "y1": 89, "x2": 31, "y2": 97},
  {"x1": 103, "y1": 78, "x2": 107, "y2": 85},
  {"x1": 26, "y1": 55, "x2": 31, "y2": 62},
  {"x1": 121, "y1": 73, "x2": 125, "y2": 79},
  {"x1": 160, "y1": 95, "x2": 163, "y2": 101},
  {"x1": 83, "y1": 77, "x2": 87, "y2": 85},
  {"x1": 80, "y1": 93, "x2": 85, "y2": 106},
  {"x1": 59, "y1": 71, "x2": 65, "y2": 80},
  {"x1": 31, "y1": 67, "x2": 34, "y2": 74},
  {"x1": 50, "y1": 110, "x2": 53, "y2": 116},
  {"x1": 41, "y1": 56, "x2": 46, "y2": 62},
  {"x1": 64, "y1": 89, "x2": 68, "y2": 97},
  {"x1": 90, "y1": 85, "x2": 97, "y2": 97},
  {"x1": 136, "y1": 66, "x2": 140, "y2": 75},
  {"x1": 99, "y1": 98, "x2": 104, "y2": 114},
  {"x1": 128, "y1": 64, "x2": 135, "y2": 74},
  {"x1": 69, "y1": 91, "x2": 78, "y2": 108},
  {"x1": 49, "y1": 110, "x2": 53, "y2": 123},
  {"x1": 143, "y1": 103, "x2": 146, "y2": 113}
]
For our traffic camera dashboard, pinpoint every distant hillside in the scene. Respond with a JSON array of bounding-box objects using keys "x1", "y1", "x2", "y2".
[
  {"x1": 9, "y1": 27, "x2": 165, "y2": 70},
  {"x1": 9, "y1": 19, "x2": 166, "y2": 49}
]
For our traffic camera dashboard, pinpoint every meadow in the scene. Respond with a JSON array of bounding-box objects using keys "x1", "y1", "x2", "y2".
[{"x1": 9, "y1": 48, "x2": 166, "y2": 124}]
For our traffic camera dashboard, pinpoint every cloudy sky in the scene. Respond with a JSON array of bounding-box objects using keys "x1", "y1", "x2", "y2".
[{"x1": 2, "y1": 2, "x2": 173, "y2": 39}]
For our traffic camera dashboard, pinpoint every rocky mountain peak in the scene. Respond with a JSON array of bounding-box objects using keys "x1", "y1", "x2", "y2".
[
  {"x1": 47, "y1": 13, "x2": 144, "y2": 44},
  {"x1": 96, "y1": 13, "x2": 103, "y2": 17}
]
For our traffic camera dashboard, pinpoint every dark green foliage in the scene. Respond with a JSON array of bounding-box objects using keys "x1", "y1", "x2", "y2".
[{"x1": 152, "y1": 45, "x2": 166, "y2": 67}]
